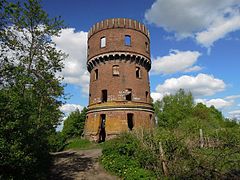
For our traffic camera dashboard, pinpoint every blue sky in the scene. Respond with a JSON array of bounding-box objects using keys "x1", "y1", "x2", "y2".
[{"x1": 42, "y1": 0, "x2": 240, "y2": 121}]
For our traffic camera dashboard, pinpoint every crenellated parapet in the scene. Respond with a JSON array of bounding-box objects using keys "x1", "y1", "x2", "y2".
[{"x1": 88, "y1": 18, "x2": 150, "y2": 39}]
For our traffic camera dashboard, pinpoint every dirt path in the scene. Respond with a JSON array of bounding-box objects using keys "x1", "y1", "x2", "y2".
[{"x1": 49, "y1": 149, "x2": 118, "y2": 180}]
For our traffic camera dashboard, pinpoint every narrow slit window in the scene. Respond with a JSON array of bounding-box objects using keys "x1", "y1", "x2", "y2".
[
  {"x1": 125, "y1": 35, "x2": 131, "y2": 46},
  {"x1": 102, "y1": 89, "x2": 107, "y2": 102},
  {"x1": 100, "y1": 37, "x2": 106, "y2": 48},
  {"x1": 112, "y1": 65, "x2": 120, "y2": 76},
  {"x1": 127, "y1": 113, "x2": 134, "y2": 131},
  {"x1": 136, "y1": 67, "x2": 141, "y2": 78},
  {"x1": 126, "y1": 89, "x2": 132, "y2": 101},
  {"x1": 145, "y1": 42, "x2": 149, "y2": 52},
  {"x1": 146, "y1": 91, "x2": 149, "y2": 102},
  {"x1": 94, "y1": 69, "x2": 98, "y2": 80}
]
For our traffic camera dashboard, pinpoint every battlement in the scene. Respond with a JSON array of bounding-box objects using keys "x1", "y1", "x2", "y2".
[{"x1": 88, "y1": 18, "x2": 150, "y2": 39}]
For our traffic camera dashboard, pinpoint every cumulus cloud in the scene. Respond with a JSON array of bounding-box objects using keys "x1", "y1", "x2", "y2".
[
  {"x1": 155, "y1": 73, "x2": 226, "y2": 97},
  {"x1": 196, "y1": 10, "x2": 240, "y2": 48},
  {"x1": 150, "y1": 92, "x2": 164, "y2": 102},
  {"x1": 145, "y1": 0, "x2": 240, "y2": 47},
  {"x1": 52, "y1": 28, "x2": 89, "y2": 94},
  {"x1": 151, "y1": 50, "x2": 202, "y2": 75},
  {"x1": 228, "y1": 110, "x2": 240, "y2": 120},
  {"x1": 60, "y1": 103, "x2": 84, "y2": 115},
  {"x1": 195, "y1": 98, "x2": 233, "y2": 109}
]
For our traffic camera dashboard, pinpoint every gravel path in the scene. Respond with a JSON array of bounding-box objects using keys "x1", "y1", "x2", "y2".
[{"x1": 50, "y1": 149, "x2": 118, "y2": 180}]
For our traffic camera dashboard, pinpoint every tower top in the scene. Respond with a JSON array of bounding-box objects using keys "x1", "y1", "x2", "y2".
[{"x1": 88, "y1": 18, "x2": 150, "y2": 39}]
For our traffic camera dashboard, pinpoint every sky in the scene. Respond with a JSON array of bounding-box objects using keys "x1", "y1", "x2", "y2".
[{"x1": 41, "y1": 0, "x2": 240, "y2": 121}]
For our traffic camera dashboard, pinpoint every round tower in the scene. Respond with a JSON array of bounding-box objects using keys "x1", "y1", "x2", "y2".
[{"x1": 84, "y1": 18, "x2": 154, "y2": 141}]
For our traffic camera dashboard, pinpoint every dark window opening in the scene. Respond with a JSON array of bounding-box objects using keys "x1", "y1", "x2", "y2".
[
  {"x1": 125, "y1": 89, "x2": 132, "y2": 101},
  {"x1": 100, "y1": 37, "x2": 106, "y2": 48},
  {"x1": 94, "y1": 69, "x2": 98, "y2": 80},
  {"x1": 125, "y1": 35, "x2": 131, "y2": 46},
  {"x1": 127, "y1": 113, "x2": 134, "y2": 131},
  {"x1": 149, "y1": 114, "x2": 152, "y2": 121},
  {"x1": 112, "y1": 65, "x2": 120, "y2": 76},
  {"x1": 146, "y1": 91, "x2": 149, "y2": 102},
  {"x1": 102, "y1": 89, "x2": 107, "y2": 102},
  {"x1": 99, "y1": 114, "x2": 106, "y2": 142},
  {"x1": 136, "y1": 67, "x2": 141, "y2": 78}
]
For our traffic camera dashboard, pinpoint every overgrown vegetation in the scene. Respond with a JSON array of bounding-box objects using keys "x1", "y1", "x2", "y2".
[
  {"x1": 0, "y1": 0, "x2": 65, "y2": 178},
  {"x1": 62, "y1": 107, "x2": 87, "y2": 140},
  {"x1": 64, "y1": 138, "x2": 99, "y2": 150},
  {"x1": 48, "y1": 107, "x2": 88, "y2": 152},
  {"x1": 101, "y1": 89, "x2": 240, "y2": 179}
]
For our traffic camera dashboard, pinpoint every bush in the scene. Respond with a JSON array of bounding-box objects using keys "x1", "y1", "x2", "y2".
[{"x1": 101, "y1": 133, "x2": 156, "y2": 179}]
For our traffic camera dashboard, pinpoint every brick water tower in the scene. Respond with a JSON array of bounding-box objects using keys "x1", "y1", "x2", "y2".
[{"x1": 84, "y1": 18, "x2": 154, "y2": 141}]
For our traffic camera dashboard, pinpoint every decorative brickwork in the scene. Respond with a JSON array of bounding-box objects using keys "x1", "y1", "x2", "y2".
[{"x1": 84, "y1": 18, "x2": 154, "y2": 141}]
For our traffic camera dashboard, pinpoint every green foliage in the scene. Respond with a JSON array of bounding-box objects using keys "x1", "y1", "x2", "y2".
[
  {"x1": 102, "y1": 90, "x2": 240, "y2": 179},
  {"x1": 0, "y1": 0, "x2": 65, "y2": 178},
  {"x1": 62, "y1": 107, "x2": 87, "y2": 140},
  {"x1": 155, "y1": 89, "x2": 194, "y2": 128},
  {"x1": 101, "y1": 133, "x2": 156, "y2": 179},
  {"x1": 48, "y1": 132, "x2": 66, "y2": 152},
  {"x1": 64, "y1": 138, "x2": 99, "y2": 150}
]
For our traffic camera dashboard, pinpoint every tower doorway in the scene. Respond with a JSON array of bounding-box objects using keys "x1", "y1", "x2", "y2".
[
  {"x1": 127, "y1": 113, "x2": 134, "y2": 131},
  {"x1": 99, "y1": 114, "x2": 106, "y2": 142}
]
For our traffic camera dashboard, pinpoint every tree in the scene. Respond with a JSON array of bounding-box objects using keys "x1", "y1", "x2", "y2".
[
  {"x1": 154, "y1": 89, "x2": 194, "y2": 128},
  {"x1": 0, "y1": 0, "x2": 66, "y2": 178},
  {"x1": 62, "y1": 107, "x2": 87, "y2": 140}
]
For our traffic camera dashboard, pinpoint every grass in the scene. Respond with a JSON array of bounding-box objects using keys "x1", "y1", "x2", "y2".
[{"x1": 64, "y1": 138, "x2": 100, "y2": 150}]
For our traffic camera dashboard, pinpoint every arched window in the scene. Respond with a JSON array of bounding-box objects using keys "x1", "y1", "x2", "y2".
[
  {"x1": 127, "y1": 113, "x2": 134, "y2": 131},
  {"x1": 101, "y1": 89, "x2": 107, "y2": 102},
  {"x1": 146, "y1": 91, "x2": 149, "y2": 102},
  {"x1": 125, "y1": 35, "x2": 131, "y2": 46},
  {"x1": 112, "y1": 65, "x2": 120, "y2": 76},
  {"x1": 136, "y1": 67, "x2": 141, "y2": 78},
  {"x1": 100, "y1": 37, "x2": 106, "y2": 48},
  {"x1": 94, "y1": 69, "x2": 98, "y2": 80},
  {"x1": 145, "y1": 42, "x2": 149, "y2": 52},
  {"x1": 125, "y1": 89, "x2": 132, "y2": 101}
]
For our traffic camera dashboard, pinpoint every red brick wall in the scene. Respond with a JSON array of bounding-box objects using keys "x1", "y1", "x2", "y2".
[{"x1": 85, "y1": 18, "x2": 154, "y2": 141}]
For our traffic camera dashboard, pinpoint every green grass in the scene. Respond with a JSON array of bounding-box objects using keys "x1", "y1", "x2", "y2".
[{"x1": 64, "y1": 138, "x2": 100, "y2": 150}]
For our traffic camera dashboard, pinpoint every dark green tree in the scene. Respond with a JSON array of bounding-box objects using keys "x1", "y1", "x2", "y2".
[
  {"x1": 62, "y1": 107, "x2": 87, "y2": 140},
  {"x1": 0, "y1": 0, "x2": 66, "y2": 178}
]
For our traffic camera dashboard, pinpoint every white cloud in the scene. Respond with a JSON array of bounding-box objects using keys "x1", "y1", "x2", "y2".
[
  {"x1": 228, "y1": 109, "x2": 240, "y2": 120},
  {"x1": 151, "y1": 92, "x2": 164, "y2": 102},
  {"x1": 60, "y1": 103, "x2": 83, "y2": 115},
  {"x1": 196, "y1": 10, "x2": 240, "y2": 48},
  {"x1": 225, "y1": 94, "x2": 240, "y2": 100},
  {"x1": 195, "y1": 98, "x2": 233, "y2": 109},
  {"x1": 145, "y1": 0, "x2": 240, "y2": 47},
  {"x1": 57, "y1": 103, "x2": 84, "y2": 131},
  {"x1": 151, "y1": 50, "x2": 201, "y2": 75},
  {"x1": 155, "y1": 73, "x2": 226, "y2": 97},
  {"x1": 52, "y1": 28, "x2": 89, "y2": 94},
  {"x1": 184, "y1": 66, "x2": 202, "y2": 73}
]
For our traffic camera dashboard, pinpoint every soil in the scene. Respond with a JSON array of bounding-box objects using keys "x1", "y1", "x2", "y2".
[{"x1": 49, "y1": 148, "x2": 118, "y2": 180}]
